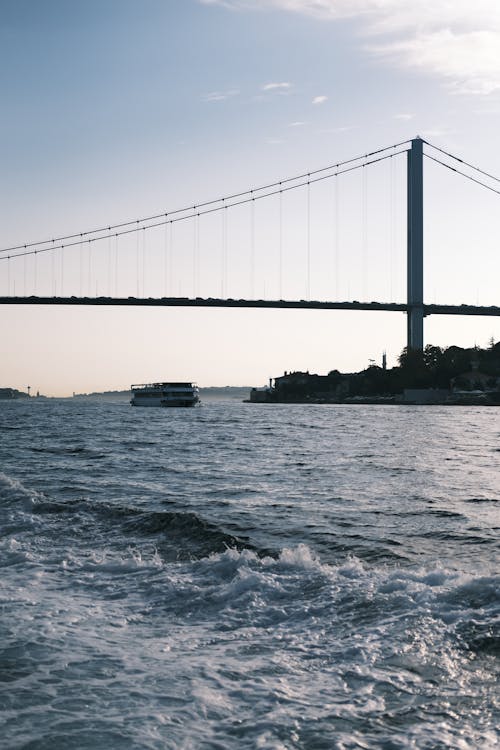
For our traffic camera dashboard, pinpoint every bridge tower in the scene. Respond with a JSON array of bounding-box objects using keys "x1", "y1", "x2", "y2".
[{"x1": 407, "y1": 137, "x2": 424, "y2": 350}]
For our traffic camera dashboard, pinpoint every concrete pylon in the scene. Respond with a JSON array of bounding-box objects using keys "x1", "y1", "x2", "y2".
[{"x1": 407, "y1": 137, "x2": 424, "y2": 351}]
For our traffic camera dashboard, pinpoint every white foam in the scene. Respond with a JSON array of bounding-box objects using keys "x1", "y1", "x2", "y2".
[{"x1": 0, "y1": 471, "x2": 45, "y2": 511}]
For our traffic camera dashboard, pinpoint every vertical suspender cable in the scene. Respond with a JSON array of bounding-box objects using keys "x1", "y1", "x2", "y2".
[
  {"x1": 223, "y1": 207, "x2": 228, "y2": 298},
  {"x1": 88, "y1": 241, "x2": 92, "y2": 297},
  {"x1": 136, "y1": 227, "x2": 140, "y2": 297},
  {"x1": 196, "y1": 214, "x2": 200, "y2": 297},
  {"x1": 169, "y1": 222, "x2": 174, "y2": 297},
  {"x1": 142, "y1": 228, "x2": 146, "y2": 297},
  {"x1": 333, "y1": 176, "x2": 339, "y2": 300},
  {"x1": 250, "y1": 196, "x2": 255, "y2": 299},
  {"x1": 52, "y1": 241, "x2": 55, "y2": 295},
  {"x1": 7, "y1": 256, "x2": 10, "y2": 295},
  {"x1": 34, "y1": 252, "x2": 37, "y2": 295},
  {"x1": 221, "y1": 202, "x2": 225, "y2": 298},
  {"x1": 336, "y1": 176, "x2": 340, "y2": 300},
  {"x1": 389, "y1": 155, "x2": 394, "y2": 302},
  {"x1": 193, "y1": 216, "x2": 197, "y2": 297},
  {"x1": 79, "y1": 241, "x2": 83, "y2": 297},
  {"x1": 362, "y1": 166, "x2": 367, "y2": 301},
  {"x1": 279, "y1": 189, "x2": 283, "y2": 300},
  {"x1": 107, "y1": 235, "x2": 111, "y2": 294},
  {"x1": 164, "y1": 221, "x2": 168, "y2": 297},
  {"x1": 395, "y1": 155, "x2": 401, "y2": 302},
  {"x1": 60, "y1": 246, "x2": 64, "y2": 297},
  {"x1": 307, "y1": 180, "x2": 311, "y2": 300},
  {"x1": 115, "y1": 234, "x2": 119, "y2": 297}
]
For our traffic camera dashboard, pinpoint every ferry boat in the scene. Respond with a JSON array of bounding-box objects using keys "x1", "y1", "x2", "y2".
[{"x1": 130, "y1": 382, "x2": 200, "y2": 407}]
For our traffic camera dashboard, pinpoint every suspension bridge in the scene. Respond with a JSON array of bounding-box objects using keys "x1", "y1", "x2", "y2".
[{"x1": 2, "y1": 136, "x2": 500, "y2": 351}]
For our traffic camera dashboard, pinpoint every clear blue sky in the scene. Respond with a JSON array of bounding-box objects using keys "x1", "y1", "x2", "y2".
[{"x1": 2, "y1": 0, "x2": 500, "y2": 395}]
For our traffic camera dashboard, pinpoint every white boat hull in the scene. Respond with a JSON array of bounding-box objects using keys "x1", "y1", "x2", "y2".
[{"x1": 130, "y1": 382, "x2": 199, "y2": 408}]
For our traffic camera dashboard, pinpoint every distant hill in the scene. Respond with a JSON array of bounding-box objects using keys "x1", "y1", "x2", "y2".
[
  {"x1": 71, "y1": 387, "x2": 252, "y2": 402},
  {"x1": 72, "y1": 390, "x2": 129, "y2": 402},
  {"x1": 199, "y1": 387, "x2": 251, "y2": 401}
]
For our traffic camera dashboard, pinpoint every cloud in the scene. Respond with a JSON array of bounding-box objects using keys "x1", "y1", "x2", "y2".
[
  {"x1": 319, "y1": 125, "x2": 355, "y2": 134},
  {"x1": 312, "y1": 95, "x2": 328, "y2": 105},
  {"x1": 373, "y1": 28, "x2": 500, "y2": 95},
  {"x1": 288, "y1": 120, "x2": 307, "y2": 126},
  {"x1": 261, "y1": 82, "x2": 292, "y2": 91},
  {"x1": 199, "y1": 0, "x2": 360, "y2": 16},
  {"x1": 200, "y1": 1, "x2": 500, "y2": 95},
  {"x1": 202, "y1": 88, "x2": 240, "y2": 102},
  {"x1": 394, "y1": 113, "x2": 414, "y2": 121}
]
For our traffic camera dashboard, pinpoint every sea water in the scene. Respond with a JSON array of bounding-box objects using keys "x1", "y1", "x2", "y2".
[{"x1": 0, "y1": 400, "x2": 498, "y2": 749}]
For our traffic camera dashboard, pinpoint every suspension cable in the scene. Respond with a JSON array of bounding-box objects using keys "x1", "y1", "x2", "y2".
[
  {"x1": 0, "y1": 140, "x2": 411, "y2": 256},
  {"x1": 0, "y1": 149, "x2": 409, "y2": 263},
  {"x1": 423, "y1": 140, "x2": 500, "y2": 185},
  {"x1": 424, "y1": 154, "x2": 500, "y2": 197}
]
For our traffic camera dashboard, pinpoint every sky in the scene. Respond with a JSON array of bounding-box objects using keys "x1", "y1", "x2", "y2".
[{"x1": 1, "y1": 0, "x2": 500, "y2": 396}]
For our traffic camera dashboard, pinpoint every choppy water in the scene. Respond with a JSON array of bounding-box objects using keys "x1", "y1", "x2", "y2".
[{"x1": 0, "y1": 400, "x2": 498, "y2": 749}]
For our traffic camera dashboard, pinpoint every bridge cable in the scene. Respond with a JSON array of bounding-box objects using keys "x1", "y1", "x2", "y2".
[
  {"x1": 107, "y1": 235, "x2": 112, "y2": 295},
  {"x1": 0, "y1": 150, "x2": 409, "y2": 263},
  {"x1": 169, "y1": 223, "x2": 174, "y2": 297},
  {"x1": 88, "y1": 241, "x2": 92, "y2": 296},
  {"x1": 0, "y1": 141, "x2": 412, "y2": 256},
  {"x1": 334, "y1": 175, "x2": 339, "y2": 300},
  {"x1": 394, "y1": 154, "x2": 402, "y2": 301},
  {"x1": 279, "y1": 190, "x2": 283, "y2": 300},
  {"x1": 193, "y1": 215, "x2": 199, "y2": 297},
  {"x1": 167, "y1": 224, "x2": 168, "y2": 297},
  {"x1": 220, "y1": 204, "x2": 226, "y2": 298},
  {"x1": 250, "y1": 198, "x2": 255, "y2": 299},
  {"x1": 224, "y1": 208, "x2": 228, "y2": 298},
  {"x1": 389, "y1": 154, "x2": 394, "y2": 302},
  {"x1": 115, "y1": 234, "x2": 119, "y2": 296},
  {"x1": 424, "y1": 154, "x2": 500, "y2": 197},
  {"x1": 362, "y1": 165, "x2": 368, "y2": 301},
  {"x1": 423, "y1": 141, "x2": 500, "y2": 184},
  {"x1": 226, "y1": 208, "x2": 229, "y2": 296},
  {"x1": 198, "y1": 214, "x2": 201, "y2": 297},
  {"x1": 136, "y1": 231, "x2": 140, "y2": 297},
  {"x1": 306, "y1": 180, "x2": 311, "y2": 300},
  {"x1": 61, "y1": 246, "x2": 64, "y2": 297},
  {"x1": 197, "y1": 215, "x2": 200, "y2": 297},
  {"x1": 142, "y1": 229, "x2": 147, "y2": 297},
  {"x1": 51, "y1": 244, "x2": 55, "y2": 296},
  {"x1": 79, "y1": 241, "x2": 83, "y2": 297}
]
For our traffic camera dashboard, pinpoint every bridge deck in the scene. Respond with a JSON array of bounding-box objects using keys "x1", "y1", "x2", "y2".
[{"x1": 0, "y1": 296, "x2": 499, "y2": 317}]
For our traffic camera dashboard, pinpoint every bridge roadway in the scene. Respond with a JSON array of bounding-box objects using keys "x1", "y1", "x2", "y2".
[{"x1": 1, "y1": 296, "x2": 500, "y2": 317}]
